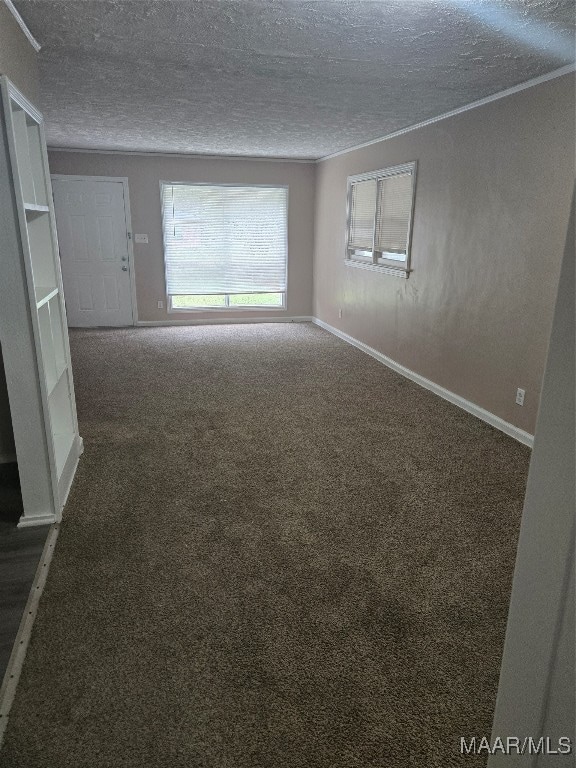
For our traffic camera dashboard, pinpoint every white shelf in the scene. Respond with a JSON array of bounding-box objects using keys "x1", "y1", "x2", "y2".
[
  {"x1": 1, "y1": 76, "x2": 80, "y2": 526},
  {"x1": 25, "y1": 203, "x2": 50, "y2": 217},
  {"x1": 35, "y1": 286, "x2": 59, "y2": 308}
]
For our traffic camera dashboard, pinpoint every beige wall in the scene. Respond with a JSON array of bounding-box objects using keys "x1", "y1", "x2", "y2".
[
  {"x1": 47, "y1": 152, "x2": 316, "y2": 322},
  {"x1": 0, "y1": 1, "x2": 40, "y2": 459},
  {"x1": 0, "y1": 2, "x2": 39, "y2": 103},
  {"x1": 313, "y1": 74, "x2": 574, "y2": 434}
]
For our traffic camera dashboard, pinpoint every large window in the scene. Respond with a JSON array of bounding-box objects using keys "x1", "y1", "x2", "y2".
[
  {"x1": 346, "y1": 162, "x2": 416, "y2": 277},
  {"x1": 161, "y1": 183, "x2": 288, "y2": 310}
]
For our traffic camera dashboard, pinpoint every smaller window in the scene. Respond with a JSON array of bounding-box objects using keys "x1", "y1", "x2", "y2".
[{"x1": 345, "y1": 162, "x2": 417, "y2": 277}]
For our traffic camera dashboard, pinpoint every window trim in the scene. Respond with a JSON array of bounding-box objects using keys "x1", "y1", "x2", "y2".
[
  {"x1": 344, "y1": 161, "x2": 417, "y2": 278},
  {"x1": 160, "y1": 180, "x2": 289, "y2": 312}
]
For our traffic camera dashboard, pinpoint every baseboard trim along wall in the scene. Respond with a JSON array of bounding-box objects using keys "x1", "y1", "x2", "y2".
[
  {"x1": 0, "y1": 523, "x2": 60, "y2": 747},
  {"x1": 136, "y1": 316, "x2": 314, "y2": 327},
  {"x1": 15, "y1": 512, "x2": 56, "y2": 529},
  {"x1": 312, "y1": 318, "x2": 534, "y2": 448}
]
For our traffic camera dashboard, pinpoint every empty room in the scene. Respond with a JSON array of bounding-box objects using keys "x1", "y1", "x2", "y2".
[{"x1": 0, "y1": 0, "x2": 574, "y2": 766}]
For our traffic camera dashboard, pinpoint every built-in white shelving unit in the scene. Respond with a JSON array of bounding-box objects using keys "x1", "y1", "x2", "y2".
[{"x1": 0, "y1": 76, "x2": 82, "y2": 527}]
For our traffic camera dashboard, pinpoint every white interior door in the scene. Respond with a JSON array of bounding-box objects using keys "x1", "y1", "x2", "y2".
[{"x1": 51, "y1": 177, "x2": 134, "y2": 327}]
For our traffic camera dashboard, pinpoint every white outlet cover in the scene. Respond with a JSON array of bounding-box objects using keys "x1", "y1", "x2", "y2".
[{"x1": 134, "y1": 233, "x2": 149, "y2": 243}]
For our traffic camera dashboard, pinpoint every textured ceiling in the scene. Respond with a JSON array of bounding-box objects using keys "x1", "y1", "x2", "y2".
[{"x1": 14, "y1": 0, "x2": 576, "y2": 159}]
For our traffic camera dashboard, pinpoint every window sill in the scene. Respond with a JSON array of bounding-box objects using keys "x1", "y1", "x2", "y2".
[
  {"x1": 168, "y1": 305, "x2": 287, "y2": 313},
  {"x1": 344, "y1": 259, "x2": 410, "y2": 278}
]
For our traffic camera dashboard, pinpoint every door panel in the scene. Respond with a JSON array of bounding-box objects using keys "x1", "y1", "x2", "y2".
[
  {"x1": 77, "y1": 275, "x2": 95, "y2": 310},
  {"x1": 52, "y1": 178, "x2": 134, "y2": 327},
  {"x1": 103, "y1": 275, "x2": 120, "y2": 310}
]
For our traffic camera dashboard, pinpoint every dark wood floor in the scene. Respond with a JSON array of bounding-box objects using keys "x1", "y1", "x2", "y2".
[
  {"x1": 0, "y1": 523, "x2": 49, "y2": 681},
  {"x1": 0, "y1": 463, "x2": 49, "y2": 682}
]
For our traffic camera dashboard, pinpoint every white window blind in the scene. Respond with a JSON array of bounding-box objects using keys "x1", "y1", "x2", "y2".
[
  {"x1": 161, "y1": 183, "x2": 288, "y2": 296},
  {"x1": 348, "y1": 178, "x2": 377, "y2": 250},
  {"x1": 375, "y1": 171, "x2": 413, "y2": 256},
  {"x1": 345, "y1": 162, "x2": 416, "y2": 276}
]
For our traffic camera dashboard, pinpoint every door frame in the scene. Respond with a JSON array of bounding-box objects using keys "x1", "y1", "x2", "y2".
[{"x1": 50, "y1": 174, "x2": 138, "y2": 326}]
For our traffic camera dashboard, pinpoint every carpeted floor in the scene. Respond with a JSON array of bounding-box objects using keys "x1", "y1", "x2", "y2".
[{"x1": 0, "y1": 323, "x2": 530, "y2": 768}]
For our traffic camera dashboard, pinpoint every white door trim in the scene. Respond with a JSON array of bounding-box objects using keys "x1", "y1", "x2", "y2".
[{"x1": 50, "y1": 174, "x2": 138, "y2": 325}]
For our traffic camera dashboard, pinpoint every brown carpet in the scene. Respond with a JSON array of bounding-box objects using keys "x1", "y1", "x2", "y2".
[{"x1": 0, "y1": 323, "x2": 530, "y2": 768}]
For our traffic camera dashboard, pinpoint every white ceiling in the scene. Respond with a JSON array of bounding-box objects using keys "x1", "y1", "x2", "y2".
[{"x1": 14, "y1": 0, "x2": 576, "y2": 159}]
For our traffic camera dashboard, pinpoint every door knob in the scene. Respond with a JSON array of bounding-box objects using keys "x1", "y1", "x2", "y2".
[{"x1": 121, "y1": 266, "x2": 128, "y2": 271}]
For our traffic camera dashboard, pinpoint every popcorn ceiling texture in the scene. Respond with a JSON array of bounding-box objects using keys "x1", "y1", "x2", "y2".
[{"x1": 15, "y1": 0, "x2": 576, "y2": 158}]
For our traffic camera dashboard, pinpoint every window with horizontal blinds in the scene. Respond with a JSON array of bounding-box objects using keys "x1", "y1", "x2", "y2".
[
  {"x1": 348, "y1": 178, "x2": 377, "y2": 250},
  {"x1": 345, "y1": 162, "x2": 416, "y2": 276},
  {"x1": 161, "y1": 183, "x2": 288, "y2": 296},
  {"x1": 375, "y1": 171, "x2": 413, "y2": 257}
]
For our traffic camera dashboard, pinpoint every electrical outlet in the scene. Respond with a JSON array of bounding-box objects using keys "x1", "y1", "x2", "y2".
[
  {"x1": 338, "y1": 308, "x2": 343, "y2": 319},
  {"x1": 157, "y1": 300, "x2": 164, "y2": 309},
  {"x1": 516, "y1": 388, "x2": 525, "y2": 406}
]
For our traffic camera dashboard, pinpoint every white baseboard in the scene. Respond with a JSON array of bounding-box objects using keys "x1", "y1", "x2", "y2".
[
  {"x1": 0, "y1": 452, "x2": 17, "y2": 464},
  {"x1": 11, "y1": 437, "x2": 82, "y2": 528},
  {"x1": 0, "y1": 523, "x2": 59, "y2": 747},
  {"x1": 312, "y1": 318, "x2": 534, "y2": 448},
  {"x1": 136, "y1": 316, "x2": 313, "y2": 327},
  {"x1": 16, "y1": 513, "x2": 56, "y2": 528}
]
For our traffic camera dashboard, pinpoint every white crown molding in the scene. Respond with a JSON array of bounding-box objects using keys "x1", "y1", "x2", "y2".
[
  {"x1": 47, "y1": 146, "x2": 316, "y2": 164},
  {"x1": 312, "y1": 318, "x2": 534, "y2": 448},
  {"x1": 3, "y1": 0, "x2": 41, "y2": 52},
  {"x1": 318, "y1": 64, "x2": 576, "y2": 163}
]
